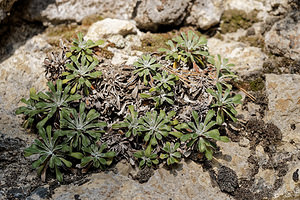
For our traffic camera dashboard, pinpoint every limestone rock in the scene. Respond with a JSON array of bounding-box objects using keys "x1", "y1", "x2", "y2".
[
  {"x1": 265, "y1": 11, "x2": 300, "y2": 60},
  {"x1": 215, "y1": 141, "x2": 252, "y2": 178},
  {"x1": 51, "y1": 161, "x2": 233, "y2": 200},
  {"x1": 0, "y1": 35, "x2": 49, "y2": 140},
  {"x1": 84, "y1": 18, "x2": 138, "y2": 41},
  {"x1": 207, "y1": 38, "x2": 266, "y2": 76},
  {"x1": 264, "y1": 74, "x2": 300, "y2": 144},
  {"x1": 133, "y1": 0, "x2": 190, "y2": 31},
  {"x1": 185, "y1": 0, "x2": 223, "y2": 30},
  {"x1": 22, "y1": 0, "x2": 138, "y2": 24}
]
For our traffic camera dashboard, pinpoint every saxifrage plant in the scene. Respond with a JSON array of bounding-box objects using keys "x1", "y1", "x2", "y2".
[
  {"x1": 36, "y1": 79, "x2": 81, "y2": 129},
  {"x1": 62, "y1": 55, "x2": 102, "y2": 94},
  {"x1": 60, "y1": 102, "x2": 106, "y2": 150},
  {"x1": 176, "y1": 110, "x2": 229, "y2": 160},
  {"x1": 138, "y1": 110, "x2": 175, "y2": 146},
  {"x1": 15, "y1": 88, "x2": 44, "y2": 129},
  {"x1": 153, "y1": 71, "x2": 178, "y2": 91},
  {"x1": 69, "y1": 32, "x2": 104, "y2": 62},
  {"x1": 81, "y1": 143, "x2": 116, "y2": 170},
  {"x1": 133, "y1": 54, "x2": 162, "y2": 85},
  {"x1": 207, "y1": 83, "x2": 242, "y2": 125},
  {"x1": 133, "y1": 145, "x2": 159, "y2": 169},
  {"x1": 24, "y1": 126, "x2": 71, "y2": 182},
  {"x1": 159, "y1": 30, "x2": 208, "y2": 68},
  {"x1": 208, "y1": 54, "x2": 237, "y2": 89},
  {"x1": 140, "y1": 87, "x2": 174, "y2": 108},
  {"x1": 112, "y1": 105, "x2": 140, "y2": 138},
  {"x1": 160, "y1": 142, "x2": 182, "y2": 165}
]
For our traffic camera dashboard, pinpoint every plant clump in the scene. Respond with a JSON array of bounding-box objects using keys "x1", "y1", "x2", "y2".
[{"x1": 17, "y1": 31, "x2": 242, "y2": 182}]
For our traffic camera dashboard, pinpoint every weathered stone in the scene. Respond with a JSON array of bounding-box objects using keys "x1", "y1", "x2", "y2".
[
  {"x1": 215, "y1": 141, "x2": 252, "y2": 178},
  {"x1": 0, "y1": 35, "x2": 49, "y2": 140},
  {"x1": 264, "y1": 74, "x2": 300, "y2": 144},
  {"x1": 273, "y1": 160, "x2": 300, "y2": 200},
  {"x1": 265, "y1": 11, "x2": 300, "y2": 60},
  {"x1": 185, "y1": 0, "x2": 223, "y2": 30},
  {"x1": 84, "y1": 18, "x2": 138, "y2": 41},
  {"x1": 207, "y1": 38, "x2": 267, "y2": 76},
  {"x1": 51, "y1": 161, "x2": 233, "y2": 200},
  {"x1": 264, "y1": 73, "x2": 300, "y2": 199},
  {"x1": 133, "y1": 0, "x2": 190, "y2": 31},
  {"x1": 22, "y1": 0, "x2": 138, "y2": 24}
]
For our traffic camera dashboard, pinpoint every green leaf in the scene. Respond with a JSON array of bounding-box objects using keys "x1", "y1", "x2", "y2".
[
  {"x1": 140, "y1": 93, "x2": 151, "y2": 98},
  {"x1": 169, "y1": 131, "x2": 183, "y2": 138},
  {"x1": 55, "y1": 166, "x2": 63, "y2": 182},
  {"x1": 59, "y1": 158, "x2": 72, "y2": 168},
  {"x1": 70, "y1": 152, "x2": 83, "y2": 159},
  {"x1": 181, "y1": 134, "x2": 192, "y2": 142},
  {"x1": 220, "y1": 136, "x2": 230, "y2": 142}
]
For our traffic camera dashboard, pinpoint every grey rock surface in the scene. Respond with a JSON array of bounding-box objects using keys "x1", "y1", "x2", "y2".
[
  {"x1": 22, "y1": 0, "x2": 138, "y2": 24},
  {"x1": 265, "y1": 11, "x2": 300, "y2": 60},
  {"x1": 0, "y1": 35, "x2": 49, "y2": 141},
  {"x1": 51, "y1": 161, "x2": 233, "y2": 200},
  {"x1": 185, "y1": 0, "x2": 223, "y2": 30},
  {"x1": 207, "y1": 38, "x2": 267, "y2": 76},
  {"x1": 133, "y1": 0, "x2": 190, "y2": 31}
]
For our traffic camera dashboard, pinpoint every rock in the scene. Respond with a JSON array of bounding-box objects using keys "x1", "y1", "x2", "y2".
[
  {"x1": 0, "y1": 0, "x2": 17, "y2": 22},
  {"x1": 0, "y1": 134, "x2": 39, "y2": 199},
  {"x1": 264, "y1": 74, "x2": 300, "y2": 144},
  {"x1": 26, "y1": 185, "x2": 50, "y2": 200},
  {"x1": 265, "y1": 11, "x2": 300, "y2": 60},
  {"x1": 185, "y1": 0, "x2": 223, "y2": 30},
  {"x1": 273, "y1": 160, "x2": 300, "y2": 200},
  {"x1": 84, "y1": 18, "x2": 139, "y2": 41},
  {"x1": 133, "y1": 0, "x2": 190, "y2": 31},
  {"x1": 224, "y1": 0, "x2": 266, "y2": 14},
  {"x1": 0, "y1": 35, "x2": 49, "y2": 140},
  {"x1": 51, "y1": 161, "x2": 233, "y2": 200},
  {"x1": 207, "y1": 38, "x2": 267, "y2": 76},
  {"x1": 21, "y1": 0, "x2": 138, "y2": 24},
  {"x1": 263, "y1": 74, "x2": 300, "y2": 199},
  {"x1": 215, "y1": 141, "x2": 252, "y2": 178}
]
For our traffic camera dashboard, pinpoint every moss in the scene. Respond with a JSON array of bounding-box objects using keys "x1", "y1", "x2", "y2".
[
  {"x1": 249, "y1": 77, "x2": 265, "y2": 91},
  {"x1": 237, "y1": 77, "x2": 265, "y2": 92},
  {"x1": 220, "y1": 9, "x2": 259, "y2": 33},
  {"x1": 45, "y1": 24, "x2": 90, "y2": 48},
  {"x1": 132, "y1": 33, "x2": 174, "y2": 53},
  {"x1": 132, "y1": 26, "x2": 203, "y2": 53},
  {"x1": 238, "y1": 35, "x2": 264, "y2": 48},
  {"x1": 81, "y1": 14, "x2": 104, "y2": 26}
]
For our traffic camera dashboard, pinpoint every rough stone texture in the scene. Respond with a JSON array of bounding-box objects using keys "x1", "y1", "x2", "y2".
[
  {"x1": 51, "y1": 161, "x2": 233, "y2": 200},
  {"x1": 185, "y1": 0, "x2": 223, "y2": 30},
  {"x1": 207, "y1": 38, "x2": 267, "y2": 76},
  {"x1": 264, "y1": 74, "x2": 300, "y2": 144},
  {"x1": 84, "y1": 18, "x2": 139, "y2": 40},
  {"x1": 0, "y1": 0, "x2": 17, "y2": 22},
  {"x1": 265, "y1": 11, "x2": 300, "y2": 60},
  {"x1": 22, "y1": 0, "x2": 138, "y2": 24},
  {"x1": 133, "y1": 0, "x2": 190, "y2": 31},
  {"x1": 264, "y1": 74, "x2": 300, "y2": 199},
  {"x1": 215, "y1": 142, "x2": 252, "y2": 179},
  {"x1": 224, "y1": 0, "x2": 289, "y2": 19},
  {"x1": 0, "y1": 35, "x2": 49, "y2": 141}
]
